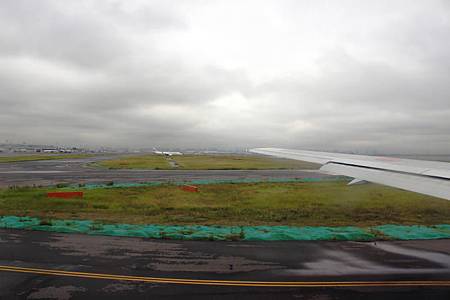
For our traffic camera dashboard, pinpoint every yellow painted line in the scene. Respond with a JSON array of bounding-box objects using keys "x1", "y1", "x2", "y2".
[{"x1": 1, "y1": 265, "x2": 449, "y2": 287}]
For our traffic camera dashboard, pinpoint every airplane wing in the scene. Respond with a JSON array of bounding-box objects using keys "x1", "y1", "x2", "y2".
[{"x1": 249, "y1": 148, "x2": 450, "y2": 200}]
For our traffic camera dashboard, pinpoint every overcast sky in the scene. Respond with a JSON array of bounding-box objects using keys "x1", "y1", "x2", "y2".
[{"x1": 1, "y1": 0, "x2": 449, "y2": 153}]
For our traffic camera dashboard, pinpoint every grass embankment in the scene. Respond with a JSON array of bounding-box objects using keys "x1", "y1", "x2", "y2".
[
  {"x1": 1, "y1": 182, "x2": 449, "y2": 226},
  {"x1": 97, "y1": 154, "x2": 319, "y2": 170},
  {"x1": 0, "y1": 154, "x2": 96, "y2": 163}
]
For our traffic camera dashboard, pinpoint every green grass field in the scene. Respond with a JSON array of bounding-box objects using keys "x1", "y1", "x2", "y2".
[
  {"x1": 97, "y1": 154, "x2": 319, "y2": 170},
  {"x1": 96, "y1": 154, "x2": 171, "y2": 169},
  {"x1": 1, "y1": 182, "x2": 449, "y2": 226},
  {"x1": 174, "y1": 155, "x2": 319, "y2": 169},
  {"x1": 0, "y1": 154, "x2": 96, "y2": 163}
]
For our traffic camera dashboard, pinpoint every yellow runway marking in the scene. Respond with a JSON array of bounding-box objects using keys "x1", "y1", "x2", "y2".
[{"x1": 1, "y1": 265, "x2": 449, "y2": 287}]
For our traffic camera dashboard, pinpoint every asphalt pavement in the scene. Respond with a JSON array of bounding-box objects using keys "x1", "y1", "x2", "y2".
[{"x1": 0, "y1": 229, "x2": 449, "y2": 299}]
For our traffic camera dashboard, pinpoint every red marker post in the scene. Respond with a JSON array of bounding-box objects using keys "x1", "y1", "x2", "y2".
[
  {"x1": 180, "y1": 185, "x2": 199, "y2": 192},
  {"x1": 47, "y1": 191, "x2": 84, "y2": 199}
]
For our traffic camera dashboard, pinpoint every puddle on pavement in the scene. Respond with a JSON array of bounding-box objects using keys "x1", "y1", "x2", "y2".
[{"x1": 284, "y1": 242, "x2": 450, "y2": 276}]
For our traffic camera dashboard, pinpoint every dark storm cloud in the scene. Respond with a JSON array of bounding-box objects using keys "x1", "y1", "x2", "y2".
[{"x1": 0, "y1": 0, "x2": 449, "y2": 153}]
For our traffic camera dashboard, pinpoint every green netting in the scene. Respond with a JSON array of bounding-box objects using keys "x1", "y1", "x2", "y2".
[
  {"x1": 0, "y1": 216, "x2": 40, "y2": 229},
  {"x1": 373, "y1": 224, "x2": 450, "y2": 240},
  {"x1": 242, "y1": 226, "x2": 375, "y2": 241},
  {"x1": 79, "y1": 182, "x2": 163, "y2": 189},
  {"x1": 1, "y1": 216, "x2": 449, "y2": 241},
  {"x1": 69, "y1": 177, "x2": 347, "y2": 190}
]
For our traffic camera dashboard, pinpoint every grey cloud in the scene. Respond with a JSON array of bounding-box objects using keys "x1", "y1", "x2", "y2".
[
  {"x1": 0, "y1": 1, "x2": 122, "y2": 68},
  {"x1": 0, "y1": 0, "x2": 449, "y2": 153},
  {"x1": 0, "y1": 0, "x2": 186, "y2": 68}
]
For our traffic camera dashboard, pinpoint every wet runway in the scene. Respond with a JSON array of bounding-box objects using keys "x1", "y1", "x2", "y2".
[
  {"x1": 0, "y1": 156, "x2": 331, "y2": 187},
  {"x1": 0, "y1": 229, "x2": 449, "y2": 299}
]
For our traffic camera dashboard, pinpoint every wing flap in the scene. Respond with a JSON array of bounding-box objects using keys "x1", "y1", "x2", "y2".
[{"x1": 321, "y1": 163, "x2": 450, "y2": 200}]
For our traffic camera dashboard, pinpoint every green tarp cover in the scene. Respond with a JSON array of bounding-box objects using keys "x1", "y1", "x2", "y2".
[
  {"x1": 374, "y1": 224, "x2": 450, "y2": 240},
  {"x1": 1, "y1": 216, "x2": 449, "y2": 241}
]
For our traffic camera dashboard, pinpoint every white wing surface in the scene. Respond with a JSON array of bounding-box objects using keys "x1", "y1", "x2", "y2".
[{"x1": 250, "y1": 148, "x2": 450, "y2": 200}]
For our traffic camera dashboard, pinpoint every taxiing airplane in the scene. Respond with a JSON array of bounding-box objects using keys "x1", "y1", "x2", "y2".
[
  {"x1": 153, "y1": 148, "x2": 183, "y2": 156},
  {"x1": 250, "y1": 148, "x2": 450, "y2": 201}
]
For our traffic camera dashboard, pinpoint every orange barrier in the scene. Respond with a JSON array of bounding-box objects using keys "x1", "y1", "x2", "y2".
[
  {"x1": 47, "y1": 192, "x2": 84, "y2": 199},
  {"x1": 180, "y1": 185, "x2": 199, "y2": 192}
]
